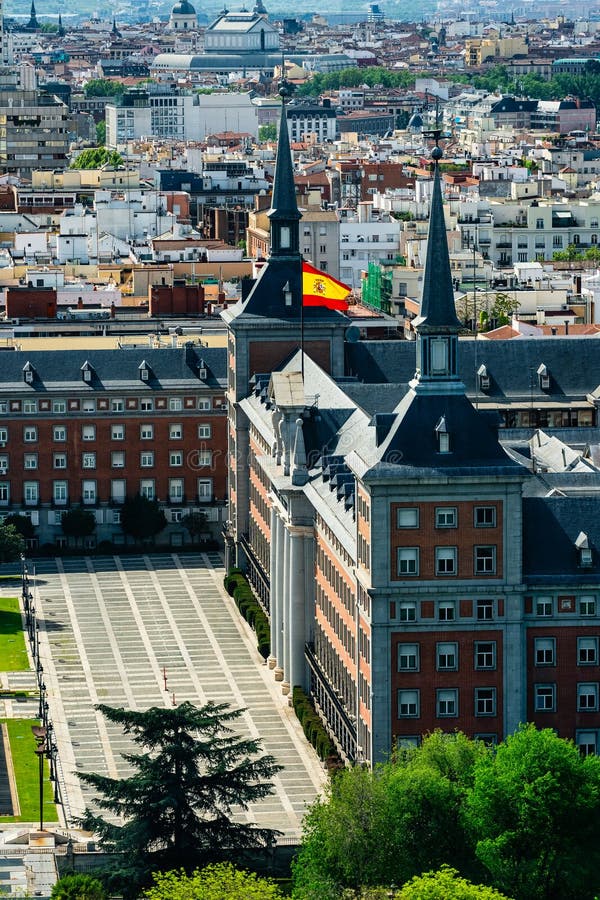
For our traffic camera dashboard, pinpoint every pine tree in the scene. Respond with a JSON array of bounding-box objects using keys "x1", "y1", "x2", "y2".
[{"x1": 77, "y1": 702, "x2": 282, "y2": 895}]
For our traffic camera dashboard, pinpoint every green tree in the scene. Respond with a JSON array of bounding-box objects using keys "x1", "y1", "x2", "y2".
[
  {"x1": 84, "y1": 78, "x2": 125, "y2": 98},
  {"x1": 121, "y1": 495, "x2": 167, "y2": 543},
  {"x1": 70, "y1": 147, "x2": 124, "y2": 170},
  {"x1": 61, "y1": 508, "x2": 96, "y2": 547},
  {"x1": 50, "y1": 874, "x2": 107, "y2": 900},
  {"x1": 96, "y1": 120, "x2": 106, "y2": 145},
  {"x1": 0, "y1": 523, "x2": 25, "y2": 563},
  {"x1": 398, "y1": 865, "x2": 512, "y2": 900},
  {"x1": 292, "y1": 731, "x2": 485, "y2": 900},
  {"x1": 489, "y1": 291, "x2": 520, "y2": 327},
  {"x1": 465, "y1": 724, "x2": 600, "y2": 900},
  {"x1": 40, "y1": 21, "x2": 58, "y2": 32},
  {"x1": 181, "y1": 511, "x2": 209, "y2": 545},
  {"x1": 258, "y1": 123, "x2": 277, "y2": 141},
  {"x1": 553, "y1": 243, "x2": 583, "y2": 262},
  {"x1": 77, "y1": 702, "x2": 282, "y2": 897},
  {"x1": 4, "y1": 513, "x2": 35, "y2": 540},
  {"x1": 143, "y1": 863, "x2": 284, "y2": 899}
]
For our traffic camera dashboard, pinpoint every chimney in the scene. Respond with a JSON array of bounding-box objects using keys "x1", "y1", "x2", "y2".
[
  {"x1": 551, "y1": 326, "x2": 557, "y2": 335},
  {"x1": 565, "y1": 320, "x2": 569, "y2": 335}
]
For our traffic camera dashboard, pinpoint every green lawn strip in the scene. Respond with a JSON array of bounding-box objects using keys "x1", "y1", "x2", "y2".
[
  {"x1": 0, "y1": 597, "x2": 29, "y2": 671},
  {"x1": 1, "y1": 719, "x2": 58, "y2": 823}
]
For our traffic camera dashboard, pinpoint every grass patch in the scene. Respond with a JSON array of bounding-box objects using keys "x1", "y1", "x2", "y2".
[
  {"x1": 1, "y1": 719, "x2": 58, "y2": 823},
  {"x1": 0, "y1": 597, "x2": 29, "y2": 671}
]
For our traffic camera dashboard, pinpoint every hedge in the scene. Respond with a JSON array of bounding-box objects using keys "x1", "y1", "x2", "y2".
[
  {"x1": 226, "y1": 569, "x2": 271, "y2": 659},
  {"x1": 292, "y1": 686, "x2": 341, "y2": 768}
]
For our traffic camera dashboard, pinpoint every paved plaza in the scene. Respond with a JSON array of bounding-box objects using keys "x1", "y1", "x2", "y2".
[{"x1": 4, "y1": 553, "x2": 326, "y2": 839}]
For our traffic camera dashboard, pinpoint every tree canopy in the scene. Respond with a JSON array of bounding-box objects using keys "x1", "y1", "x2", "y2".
[
  {"x1": 142, "y1": 864, "x2": 285, "y2": 900},
  {"x1": 70, "y1": 147, "x2": 124, "y2": 170},
  {"x1": 181, "y1": 511, "x2": 208, "y2": 544},
  {"x1": 121, "y1": 495, "x2": 167, "y2": 542},
  {"x1": 84, "y1": 78, "x2": 126, "y2": 98},
  {"x1": 398, "y1": 866, "x2": 512, "y2": 900},
  {"x1": 465, "y1": 724, "x2": 600, "y2": 900},
  {"x1": 0, "y1": 523, "x2": 25, "y2": 563},
  {"x1": 4, "y1": 513, "x2": 35, "y2": 540},
  {"x1": 50, "y1": 874, "x2": 107, "y2": 900},
  {"x1": 77, "y1": 701, "x2": 281, "y2": 897},
  {"x1": 61, "y1": 508, "x2": 96, "y2": 543}
]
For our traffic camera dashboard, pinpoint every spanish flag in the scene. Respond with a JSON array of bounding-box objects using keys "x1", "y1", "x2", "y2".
[{"x1": 302, "y1": 261, "x2": 351, "y2": 311}]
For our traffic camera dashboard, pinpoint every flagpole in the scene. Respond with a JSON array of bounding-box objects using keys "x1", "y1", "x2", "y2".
[{"x1": 300, "y1": 262, "x2": 305, "y2": 381}]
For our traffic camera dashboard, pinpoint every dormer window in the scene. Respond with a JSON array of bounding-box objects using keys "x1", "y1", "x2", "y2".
[
  {"x1": 138, "y1": 360, "x2": 150, "y2": 382},
  {"x1": 537, "y1": 363, "x2": 550, "y2": 391},
  {"x1": 198, "y1": 359, "x2": 207, "y2": 380},
  {"x1": 81, "y1": 361, "x2": 94, "y2": 383},
  {"x1": 435, "y1": 416, "x2": 450, "y2": 453},
  {"x1": 577, "y1": 531, "x2": 593, "y2": 567},
  {"x1": 477, "y1": 364, "x2": 490, "y2": 392},
  {"x1": 23, "y1": 362, "x2": 34, "y2": 384}
]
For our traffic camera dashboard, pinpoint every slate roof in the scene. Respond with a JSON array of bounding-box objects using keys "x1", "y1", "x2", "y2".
[
  {"x1": 524, "y1": 496, "x2": 600, "y2": 583},
  {"x1": 0, "y1": 347, "x2": 227, "y2": 391},
  {"x1": 345, "y1": 337, "x2": 600, "y2": 404}
]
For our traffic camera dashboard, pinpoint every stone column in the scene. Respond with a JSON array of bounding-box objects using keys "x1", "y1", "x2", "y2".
[
  {"x1": 268, "y1": 504, "x2": 279, "y2": 670},
  {"x1": 274, "y1": 513, "x2": 285, "y2": 682},
  {"x1": 279, "y1": 520, "x2": 289, "y2": 690},
  {"x1": 287, "y1": 526, "x2": 306, "y2": 695}
]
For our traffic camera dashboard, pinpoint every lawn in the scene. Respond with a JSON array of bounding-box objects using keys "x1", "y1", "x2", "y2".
[
  {"x1": 1, "y1": 719, "x2": 58, "y2": 824},
  {"x1": 0, "y1": 597, "x2": 29, "y2": 671}
]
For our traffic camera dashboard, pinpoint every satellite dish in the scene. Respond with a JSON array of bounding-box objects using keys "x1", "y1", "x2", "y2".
[{"x1": 345, "y1": 325, "x2": 360, "y2": 343}]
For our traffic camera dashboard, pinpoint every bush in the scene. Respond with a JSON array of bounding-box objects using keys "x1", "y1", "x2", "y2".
[
  {"x1": 293, "y1": 686, "x2": 343, "y2": 765},
  {"x1": 228, "y1": 571, "x2": 271, "y2": 659}
]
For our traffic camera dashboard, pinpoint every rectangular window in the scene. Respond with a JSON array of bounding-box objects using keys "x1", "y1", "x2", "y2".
[
  {"x1": 111, "y1": 479, "x2": 126, "y2": 503},
  {"x1": 140, "y1": 451, "x2": 154, "y2": 468},
  {"x1": 437, "y1": 688, "x2": 458, "y2": 717},
  {"x1": 111, "y1": 398, "x2": 124, "y2": 412},
  {"x1": 23, "y1": 399, "x2": 37, "y2": 414},
  {"x1": 169, "y1": 478, "x2": 184, "y2": 502},
  {"x1": 437, "y1": 641, "x2": 458, "y2": 670},
  {"x1": 23, "y1": 426, "x2": 37, "y2": 443},
  {"x1": 196, "y1": 450, "x2": 212, "y2": 467},
  {"x1": 398, "y1": 689, "x2": 419, "y2": 718},
  {"x1": 477, "y1": 599, "x2": 494, "y2": 621},
  {"x1": 82, "y1": 399, "x2": 96, "y2": 413},
  {"x1": 170, "y1": 451, "x2": 183, "y2": 467},
  {"x1": 475, "y1": 687, "x2": 496, "y2": 716},
  {"x1": 475, "y1": 546, "x2": 496, "y2": 575},
  {"x1": 24, "y1": 453, "x2": 37, "y2": 470},
  {"x1": 397, "y1": 547, "x2": 419, "y2": 576},
  {"x1": 111, "y1": 425, "x2": 125, "y2": 441},
  {"x1": 140, "y1": 479, "x2": 155, "y2": 500},
  {"x1": 0, "y1": 455, "x2": 8, "y2": 474},
  {"x1": 535, "y1": 637, "x2": 556, "y2": 666},
  {"x1": 140, "y1": 398, "x2": 154, "y2": 411},
  {"x1": 580, "y1": 596, "x2": 596, "y2": 617},
  {"x1": 82, "y1": 480, "x2": 97, "y2": 504},
  {"x1": 140, "y1": 424, "x2": 154, "y2": 440},
  {"x1": 111, "y1": 451, "x2": 125, "y2": 468},
  {"x1": 436, "y1": 547, "x2": 457, "y2": 576},
  {"x1": 82, "y1": 452, "x2": 96, "y2": 469},
  {"x1": 475, "y1": 506, "x2": 496, "y2": 527},
  {"x1": 397, "y1": 507, "x2": 419, "y2": 528},
  {"x1": 578, "y1": 683, "x2": 599, "y2": 711},
  {"x1": 169, "y1": 397, "x2": 183, "y2": 411},
  {"x1": 398, "y1": 643, "x2": 419, "y2": 671},
  {"x1": 53, "y1": 451, "x2": 67, "y2": 469},
  {"x1": 24, "y1": 481, "x2": 39, "y2": 504},
  {"x1": 577, "y1": 731, "x2": 597, "y2": 756},
  {"x1": 82, "y1": 425, "x2": 96, "y2": 441},
  {"x1": 435, "y1": 507, "x2": 457, "y2": 528},
  {"x1": 438, "y1": 601, "x2": 455, "y2": 622},
  {"x1": 578, "y1": 637, "x2": 598, "y2": 665},
  {"x1": 535, "y1": 683, "x2": 555, "y2": 712},
  {"x1": 536, "y1": 597, "x2": 553, "y2": 617},
  {"x1": 197, "y1": 478, "x2": 213, "y2": 501},
  {"x1": 0, "y1": 482, "x2": 9, "y2": 503},
  {"x1": 52, "y1": 400, "x2": 66, "y2": 413},
  {"x1": 399, "y1": 601, "x2": 416, "y2": 622},
  {"x1": 475, "y1": 641, "x2": 496, "y2": 670},
  {"x1": 0, "y1": 428, "x2": 7, "y2": 443},
  {"x1": 198, "y1": 424, "x2": 212, "y2": 439},
  {"x1": 53, "y1": 481, "x2": 67, "y2": 503},
  {"x1": 169, "y1": 424, "x2": 183, "y2": 440},
  {"x1": 198, "y1": 399, "x2": 211, "y2": 410}
]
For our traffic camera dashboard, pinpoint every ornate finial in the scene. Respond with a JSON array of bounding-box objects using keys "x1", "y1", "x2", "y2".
[{"x1": 278, "y1": 72, "x2": 294, "y2": 105}]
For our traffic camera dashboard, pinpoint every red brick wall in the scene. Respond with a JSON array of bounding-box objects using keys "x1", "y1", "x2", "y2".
[
  {"x1": 390, "y1": 499, "x2": 504, "y2": 581},
  {"x1": 249, "y1": 339, "x2": 331, "y2": 376},
  {"x1": 6, "y1": 288, "x2": 57, "y2": 320}
]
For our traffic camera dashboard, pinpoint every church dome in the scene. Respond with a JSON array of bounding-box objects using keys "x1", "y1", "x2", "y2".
[{"x1": 172, "y1": 0, "x2": 196, "y2": 14}]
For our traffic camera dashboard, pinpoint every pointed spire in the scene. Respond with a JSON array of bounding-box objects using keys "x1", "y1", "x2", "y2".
[
  {"x1": 415, "y1": 148, "x2": 461, "y2": 333},
  {"x1": 267, "y1": 73, "x2": 301, "y2": 257},
  {"x1": 292, "y1": 416, "x2": 308, "y2": 485},
  {"x1": 57, "y1": 12, "x2": 64, "y2": 35}
]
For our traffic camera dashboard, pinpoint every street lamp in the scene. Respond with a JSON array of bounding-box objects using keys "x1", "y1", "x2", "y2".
[{"x1": 31, "y1": 724, "x2": 47, "y2": 833}]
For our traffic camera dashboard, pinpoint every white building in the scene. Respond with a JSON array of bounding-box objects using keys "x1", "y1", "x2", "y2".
[{"x1": 339, "y1": 201, "x2": 402, "y2": 287}]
